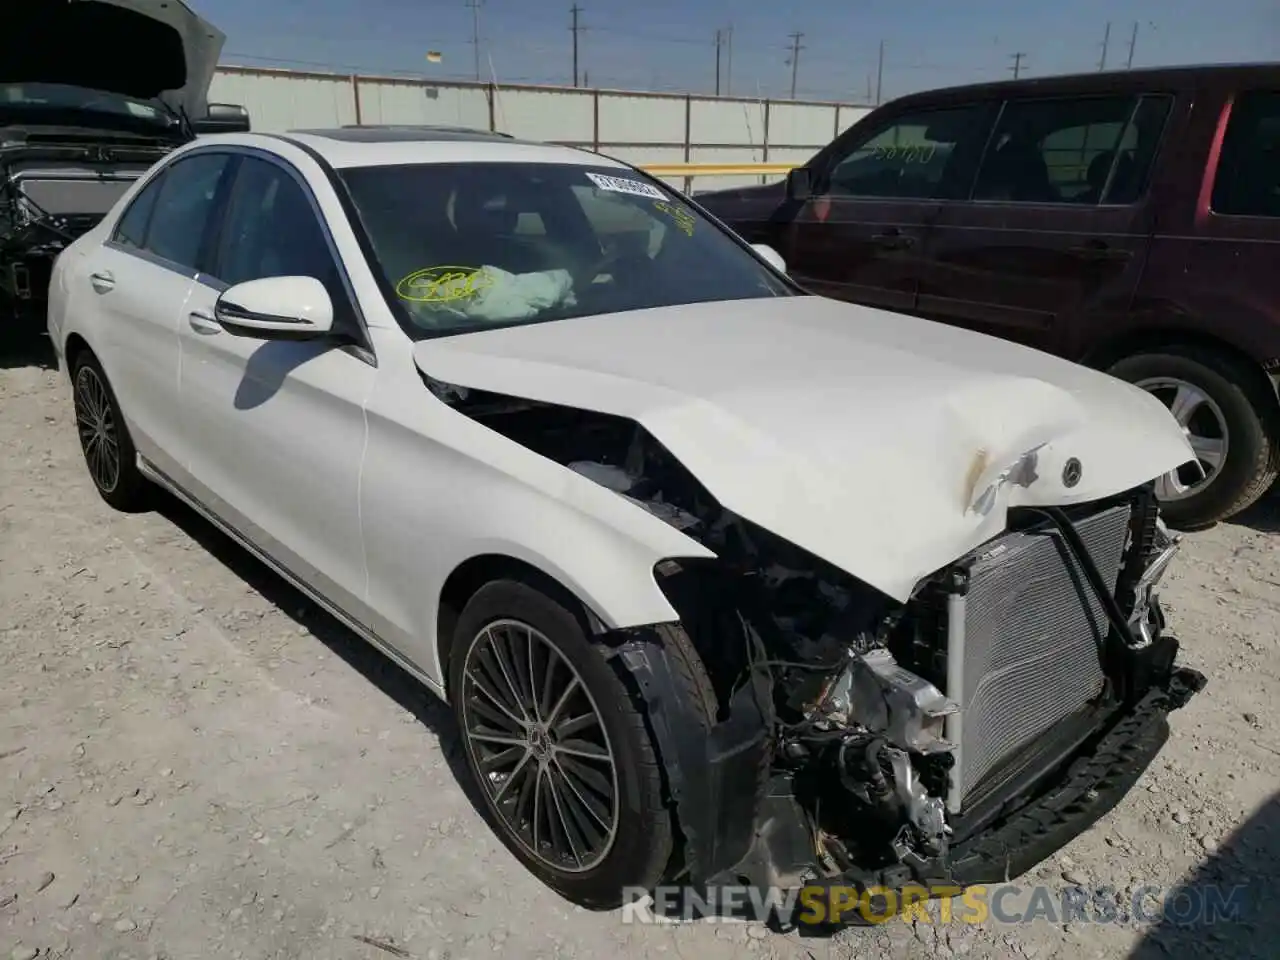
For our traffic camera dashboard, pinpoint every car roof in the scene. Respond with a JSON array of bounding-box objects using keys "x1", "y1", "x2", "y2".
[
  {"x1": 883, "y1": 61, "x2": 1280, "y2": 109},
  {"x1": 196, "y1": 127, "x2": 630, "y2": 171}
]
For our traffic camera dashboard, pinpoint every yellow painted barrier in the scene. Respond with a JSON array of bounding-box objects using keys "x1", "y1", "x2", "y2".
[{"x1": 638, "y1": 162, "x2": 798, "y2": 178}]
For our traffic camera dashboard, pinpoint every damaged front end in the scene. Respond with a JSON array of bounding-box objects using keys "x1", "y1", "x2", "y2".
[
  {"x1": 1, "y1": 133, "x2": 173, "y2": 324},
  {"x1": 429, "y1": 379, "x2": 1205, "y2": 922}
]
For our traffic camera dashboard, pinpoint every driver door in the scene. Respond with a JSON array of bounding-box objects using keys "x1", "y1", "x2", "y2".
[
  {"x1": 780, "y1": 101, "x2": 996, "y2": 312},
  {"x1": 177, "y1": 152, "x2": 376, "y2": 621}
]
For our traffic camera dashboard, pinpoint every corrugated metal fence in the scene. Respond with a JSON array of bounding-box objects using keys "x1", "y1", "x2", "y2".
[{"x1": 208, "y1": 66, "x2": 873, "y2": 190}]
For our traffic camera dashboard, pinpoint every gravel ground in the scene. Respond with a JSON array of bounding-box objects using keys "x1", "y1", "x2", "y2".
[{"x1": 3, "y1": 350, "x2": 1279, "y2": 960}]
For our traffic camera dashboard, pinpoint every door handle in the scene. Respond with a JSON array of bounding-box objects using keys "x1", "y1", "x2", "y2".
[
  {"x1": 870, "y1": 231, "x2": 915, "y2": 250},
  {"x1": 188, "y1": 310, "x2": 222, "y2": 335},
  {"x1": 88, "y1": 270, "x2": 115, "y2": 293},
  {"x1": 1068, "y1": 242, "x2": 1133, "y2": 262}
]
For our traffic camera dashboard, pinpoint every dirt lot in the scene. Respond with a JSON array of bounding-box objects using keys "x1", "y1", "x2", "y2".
[{"x1": 2, "y1": 350, "x2": 1279, "y2": 960}]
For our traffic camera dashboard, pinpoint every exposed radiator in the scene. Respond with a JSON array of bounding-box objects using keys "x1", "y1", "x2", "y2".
[{"x1": 950, "y1": 504, "x2": 1132, "y2": 801}]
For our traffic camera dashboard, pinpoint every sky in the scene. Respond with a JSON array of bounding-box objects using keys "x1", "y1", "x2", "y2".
[{"x1": 198, "y1": 0, "x2": 1280, "y2": 103}]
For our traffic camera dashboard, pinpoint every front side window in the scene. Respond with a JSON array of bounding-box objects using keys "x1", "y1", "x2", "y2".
[
  {"x1": 339, "y1": 162, "x2": 793, "y2": 338},
  {"x1": 143, "y1": 153, "x2": 232, "y2": 270},
  {"x1": 823, "y1": 105, "x2": 989, "y2": 200},
  {"x1": 209, "y1": 156, "x2": 355, "y2": 329},
  {"x1": 973, "y1": 95, "x2": 1165, "y2": 205},
  {"x1": 1212, "y1": 90, "x2": 1280, "y2": 218}
]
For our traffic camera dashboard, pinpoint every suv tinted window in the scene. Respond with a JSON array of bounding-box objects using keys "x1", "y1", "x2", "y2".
[
  {"x1": 144, "y1": 153, "x2": 231, "y2": 269},
  {"x1": 974, "y1": 96, "x2": 1143, "y2": 205},
  {"x1": 824, "y1": 105, "x2": 988, "y2": 200},
  {"x1": 1212, "y1": 90, "x2": 1280, "y2": 218},
  {"x1": 111, "y1": 174, "x2": 164, "y2": 248}
]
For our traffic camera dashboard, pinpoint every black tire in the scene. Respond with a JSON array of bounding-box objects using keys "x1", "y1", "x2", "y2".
[
  {"x1": 448, "y1": 579, "x2": 716, "y2": 909},
  {"x1": 70, "y1": 351, "x2": 150, "y2": 512},
  {"x1": 1108, "y1": 346, "x2": 1279, "y2": 528}
]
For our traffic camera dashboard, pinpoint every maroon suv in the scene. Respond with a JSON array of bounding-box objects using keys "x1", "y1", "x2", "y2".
[{"x1": 698, "y1": 63, "x2": 1280, "y2": 528}]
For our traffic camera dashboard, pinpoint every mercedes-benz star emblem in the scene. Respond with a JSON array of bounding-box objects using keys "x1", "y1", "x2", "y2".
[{"x1": 1062, "y1": 457, "x2": 1083, "y2": 488}]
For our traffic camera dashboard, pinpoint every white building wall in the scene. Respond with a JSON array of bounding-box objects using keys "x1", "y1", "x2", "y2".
[{"x1": 209, "y1": 66, "x2": 873, "y2": 191}]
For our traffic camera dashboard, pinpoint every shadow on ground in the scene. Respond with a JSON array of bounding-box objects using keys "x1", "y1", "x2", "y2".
[
  {"x1": 0, "y1": 330, "x2": 56, "y2": 370},
  {"x1": 149, "y1": 491, "x2": 493, "y2": 819},
  {"x1": 1227, "y1": 490, "x2": 1280, "y2": 535},
  {"x1": 1128, "y1": 792, "x2": 1280, "y2": 959}
]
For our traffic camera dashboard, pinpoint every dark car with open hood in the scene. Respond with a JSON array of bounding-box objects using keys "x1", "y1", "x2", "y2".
[
  {"x1": 2, "y1": 1, "x2": 248, "y2": 330},
  {"x1": 698, "y1": 62, "x2": 1280, "y2": 531}
]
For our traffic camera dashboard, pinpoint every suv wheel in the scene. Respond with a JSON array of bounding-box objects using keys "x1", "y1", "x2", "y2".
[
  {"x1": 1109, "y1": 346, "x2": 1279, "y2": 528},
  {"x1": 448, "y1": 579, "x2": 717, "y2": 908},
  {"x1": 71, "y1": 351, "x2": 151, "y2": 512}
]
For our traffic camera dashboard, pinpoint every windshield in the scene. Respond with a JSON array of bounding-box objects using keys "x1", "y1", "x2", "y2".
[
  {"x1": 0, "y1": 83, "x2": 174, "y2": 126},
  {"x1": 339, "y1": 161, "x2": 793, "y2": 338}
]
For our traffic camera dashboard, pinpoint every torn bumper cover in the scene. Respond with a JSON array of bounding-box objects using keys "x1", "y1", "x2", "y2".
[{"x1": 617, "y1": 629, "x2": 1204, "y2": 914}]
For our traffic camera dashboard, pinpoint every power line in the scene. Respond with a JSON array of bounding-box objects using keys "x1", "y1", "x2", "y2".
[
  {"x1": 875, "y1": 39, "x2": 885, "y2": 104},
  {"x1": 466, "y1": 0, "x2": 483, "y2": 81},
  {"x1": 1009, "y1": 51, "x2": 1027, "y2": 79},
  {"x1": 714, "y1": 28, "x2": 722, "y2": 95},
  {"x1": 786, "y1": 31, "x2": 805, "y2": 100},
  {"x1": 1125, "y1": 21, "x2": 1139, "y2": 69},
  {"x1": 1098, "y1": 22, "x2": 1111, "y2": 71},
  {"x1": 570, "y1": 4, "x2": 583, "y2": 87},
  {"x1": 724, "y1": 24, "x2": 734, "y2": 96}
]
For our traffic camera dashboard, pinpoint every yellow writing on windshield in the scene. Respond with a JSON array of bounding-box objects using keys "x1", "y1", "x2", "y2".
[
  {"x1": 396, "y1": 265, "x2": 493, "y2": 303},
  {"x1": 653, "y1": 201, "x2": 695, "y2": 237}
]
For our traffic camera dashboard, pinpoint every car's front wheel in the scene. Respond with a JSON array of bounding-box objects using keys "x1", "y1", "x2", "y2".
[
  {"x1": 448, "y1": 578, "x2": 716, "y2": 908},
  {"x1": 70, "y1": 351, "x2": 150, "y2": 512},
  {"x1": 1109, "y1": 346, "x2": 1279, "y2": 528}
]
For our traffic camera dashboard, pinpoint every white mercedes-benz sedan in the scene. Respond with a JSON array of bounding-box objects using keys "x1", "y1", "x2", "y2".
[{"x1": 47, "y1": 126, "x2": 1206, "y2": 917}]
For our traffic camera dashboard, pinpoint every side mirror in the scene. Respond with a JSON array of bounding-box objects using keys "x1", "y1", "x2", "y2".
[
  {"x1": 214, "y1": 276, "x2": 334, "y2": 340},
  {"x1": 785, "y1": 167, "x2": 814, "y2": 201},
  {"x1": 750, "y1": 243, "x2": 787, "y2": 274},
  {"x1": 193, "y1": 103, "x2": 250, "y2": 135}
]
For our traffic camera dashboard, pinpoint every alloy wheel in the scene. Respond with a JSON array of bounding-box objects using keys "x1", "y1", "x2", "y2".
[
  {"x1": 1135, "y1": 376, "x2": 1230, "y2": 501},
  {"x1": 73, "y1": 365, "x2": 121, "y2": 494},
  {"x1": 459, "y1": 619, "x2": 620, "y2": 874}
]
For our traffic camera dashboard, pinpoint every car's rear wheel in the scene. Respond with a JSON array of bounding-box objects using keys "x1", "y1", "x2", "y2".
[
  {"x1": 71, "y1": 351, "x2": 150, "y2": 512},
  {"x1": 448, "y1": 578, "x2": 716, "y2": 908},
  {"x1": 1109, "y1": 346, "x2": 1279, "y2": 528}
]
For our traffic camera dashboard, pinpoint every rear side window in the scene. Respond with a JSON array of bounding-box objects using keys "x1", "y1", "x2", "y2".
[
  {"x1": 1212, "y1": 91, "x2": 1280, "y2": 218},
  {"x1": 111, "y1": 174, "x2": 164, "y2": 248},
  {"x1": 973, "y1": 95, "x2": 1168, "y2": 205},
  {"x1": 143, "y1": 153, "x2": 232, "y2": 270}
]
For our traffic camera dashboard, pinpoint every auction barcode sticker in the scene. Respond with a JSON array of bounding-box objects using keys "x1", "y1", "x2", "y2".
[{"x1": 585, "y1": 172, "x2": 669, "y2": 201}]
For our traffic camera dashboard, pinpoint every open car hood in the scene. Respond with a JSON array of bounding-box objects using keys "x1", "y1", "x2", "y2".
[
  {"x1": 412, "y1": 296, "x2": 1194, "y2": 603},
  {"x1": 3, "y1": 1, "x2": 225, "y2": 118}
]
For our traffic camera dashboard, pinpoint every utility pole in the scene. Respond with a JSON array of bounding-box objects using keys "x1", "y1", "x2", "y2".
[
  {"x1": 466, "y1": 0, "x2": 482, "y2": 81},
  {"x1": 786, "y1": 31, "x2": 804, "y2": 100},
  {"x1": 1125, "y1": 21, "x2": 1139, "y2": 68},
  {"x1": 1009, "y1": 51, "x2": 1026, "y2": 79},
  {"x1": 714, "y1": 29, "x2": 722, "y2": 95},
  {"x1": 1098, "y1": 21, "x2": 1111, "y2": 70},
  {"x1": 875, "y1": 39, "x2": 885, "y2": 104},
  {"x1": 570, "y1": 4, "x2": 583, "y2": 87}
]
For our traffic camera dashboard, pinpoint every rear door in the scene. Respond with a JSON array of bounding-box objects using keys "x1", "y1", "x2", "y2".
[
  {"x1": 918, "y1": 93, "x2": 1173, "y2": 353},
  {"x1": 75, "y1": 151, "x2": 233, "y2": 478},
  {"x1": 778, "y1": 101, "x2": 995, "y2": 312}
]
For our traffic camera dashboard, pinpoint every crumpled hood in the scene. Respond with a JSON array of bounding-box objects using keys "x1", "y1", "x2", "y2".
[
  {"x1": 3, "y1": 1, "x2": 224, "y2": 118},
  {"x1": 412, "y1": 296, "x2": 1193, "y2": 602}
]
